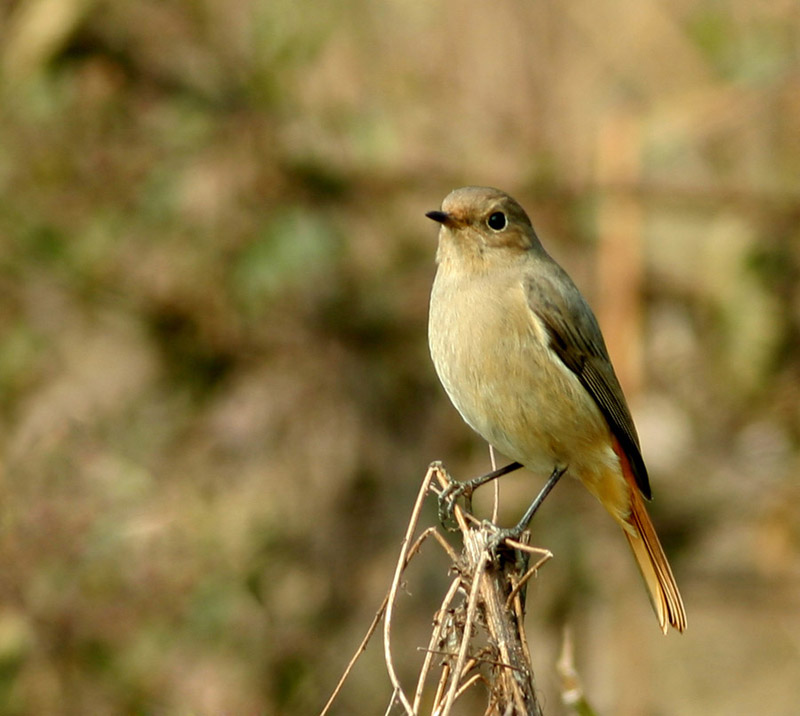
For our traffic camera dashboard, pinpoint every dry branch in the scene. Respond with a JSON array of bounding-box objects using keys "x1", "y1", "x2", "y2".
[{"x1": 322, "y1": 461, "x2": 554, "y2": 715}]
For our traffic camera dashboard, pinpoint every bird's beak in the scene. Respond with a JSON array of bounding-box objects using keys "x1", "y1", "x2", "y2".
[{"x1": 426, "y1": 210, "x2": 452, "y2": 226}]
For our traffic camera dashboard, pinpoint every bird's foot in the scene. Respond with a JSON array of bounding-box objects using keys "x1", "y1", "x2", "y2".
[
  {"x1": 436, "y1": 461, "x2": 524, "y2": 529},
  {"x1": 481, "y1": 520, "x2": 526, "y2": 557},
  {"x1": 437, "y1": 479, "x2": 474, "y2": 530}
]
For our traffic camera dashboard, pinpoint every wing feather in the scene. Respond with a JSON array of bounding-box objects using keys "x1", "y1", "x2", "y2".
[{"x1": 526, "y1": 272, "x2": 651, "y2": 499}]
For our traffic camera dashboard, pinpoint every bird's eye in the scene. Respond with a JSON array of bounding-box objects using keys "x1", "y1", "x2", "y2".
[{"x1": 487, "y1": 212, "x2": 507, "y2": 231}]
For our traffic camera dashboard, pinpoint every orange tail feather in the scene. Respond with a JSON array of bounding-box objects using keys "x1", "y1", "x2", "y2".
[{"x1": 613, "y1": 438, "x2": 687, "y2": 633}]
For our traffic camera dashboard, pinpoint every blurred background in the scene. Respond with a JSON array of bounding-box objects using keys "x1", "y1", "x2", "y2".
[{"x1": 1, "y1": 0, "x2": 799, "y2": 714}]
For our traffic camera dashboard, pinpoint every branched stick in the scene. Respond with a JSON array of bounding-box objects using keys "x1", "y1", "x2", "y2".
[
  {"x1": 321, "y1": 461, "x2": 553, "y2": 715},
  {"x1": 438, "y1": 542, "x2": 489, "y2": 714},
  {"x1": 426, "y1": 463, "x2": 551, "y2": 715},
  {"x1": 413, "y1": 577, "x2": 462, "y2": 712}
]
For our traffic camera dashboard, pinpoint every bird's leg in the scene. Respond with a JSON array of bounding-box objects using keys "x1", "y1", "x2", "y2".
[
  {"x1": 485, "y1": 465, "x2": 567, "y2": 550},
  {"x1": 438, "y1": 461, "x2": 523, "y2": 528}
]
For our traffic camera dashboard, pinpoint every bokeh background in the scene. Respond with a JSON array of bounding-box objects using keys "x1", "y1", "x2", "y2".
[{"x1": 1, "y1": 0, "x2": 799, "y2": 714}]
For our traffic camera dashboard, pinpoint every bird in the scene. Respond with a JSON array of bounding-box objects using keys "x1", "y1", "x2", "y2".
[{"x1": 426, "y1": 186, "x2": 686, "y2": 633}]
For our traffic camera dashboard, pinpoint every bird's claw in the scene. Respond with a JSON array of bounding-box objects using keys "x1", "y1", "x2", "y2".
[
  {"x1": 437, "y1": 480, "x2": 474, "y2": 529},
  {"x1": 480, "y1": 520, "x2": 524, "y2": 557}
]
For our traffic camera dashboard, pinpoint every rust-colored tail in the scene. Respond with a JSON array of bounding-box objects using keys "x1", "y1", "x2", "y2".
[
  {"x1": 613, "y1": 438, "x2": 687, "y2": 634},
  {"x1": 624, "y1": 487, "x2": 687, "y2": 633}
]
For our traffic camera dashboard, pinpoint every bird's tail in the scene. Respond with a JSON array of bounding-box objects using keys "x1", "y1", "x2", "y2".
[{"x1": 613, "y1": 437, "x2": 687, "y2": 634}]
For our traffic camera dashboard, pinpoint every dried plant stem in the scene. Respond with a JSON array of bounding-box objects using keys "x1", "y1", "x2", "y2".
[
  {"x1": 413, "y1": 577, "x2": 462, "y2": 712},
  {"x1": 489, "y1": 444, "x2": 501, "y2": 524},
  {"x1": 438, "y1": 546, "x2": 488, "y2": 715},
  {"x1": 430, "y1": 464, "x2": 546, "y2": 715},
  {"x1": 320, "y1": 466, "x2": 439, "y2": 716},
  {"x1": 383, "y1": 463, "x2": 440, "y2": 715},
  {"x1": 322, "y1": 461, "x2": 553, "y2": 715}
]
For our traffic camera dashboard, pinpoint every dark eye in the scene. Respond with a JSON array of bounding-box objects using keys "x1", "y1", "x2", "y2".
[{"x1": 487, "y1": 212, "x2": 507, "y2": 231}]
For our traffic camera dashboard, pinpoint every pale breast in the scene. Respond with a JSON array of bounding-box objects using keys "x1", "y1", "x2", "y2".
[{"x1": 429, "y1": 267, "x2": 611, "y2": 475}]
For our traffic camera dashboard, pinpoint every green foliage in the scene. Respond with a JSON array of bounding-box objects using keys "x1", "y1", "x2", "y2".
[{"x1": 232, "y1": 208, "x2": 341, "y2": 312}]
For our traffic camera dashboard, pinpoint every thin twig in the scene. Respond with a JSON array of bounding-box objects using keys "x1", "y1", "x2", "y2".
[
  {"x1": 511, "y1": 590, "x2": 534, "y2": 673},
  {"x1": 319, "y1": 589, "x2": 391, "y2": 716},
  {"x1": 420, "y1": 526, "x2": 461, "y2": 565},
  {"x1": 407, "y1": 526, "x2": 446, "y2": 562},
  {"x1": 413, "y1": 577, "x2": 462, "y2": 712},
  {"x1": 422, "y1": 649, "x2": 525, "y2": 674},
  {"x1": 489, "y1": 445, "x2": 500, "y2": 525},
  {"x1": 384, "y1": 688, "x2": 402, "y2": 716},
  {"x1": 438, "y1": 545, "x2": 488, "y2": 715},
  {"x1": 325, "y1": 461, "x2": 551, "y2": 715},
  {"x1": 383, "y1": 464, "x2": 439, "y2": 715},
  {"x1": 432, "y1": 662, "x2": 451, "y2": 713},
  {"x1": 452, "y1": 671, "x2": 485, "y2": 705},
  {"x1": 504, "y1": 545, "x2": 553, "y2": 610},
  {"x1": 320, "y1": 523, "x2": 441, "y2": 715}
]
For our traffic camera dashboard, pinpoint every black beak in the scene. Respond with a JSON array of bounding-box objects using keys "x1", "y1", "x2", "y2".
[{"x1": 426, "y1": 210, "x2": 450, "y2": 225}]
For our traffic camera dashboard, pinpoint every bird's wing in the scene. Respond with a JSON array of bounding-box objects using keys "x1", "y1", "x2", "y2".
[{"x1": 526, "y1": 271, "x2": 651, "y2": 498}]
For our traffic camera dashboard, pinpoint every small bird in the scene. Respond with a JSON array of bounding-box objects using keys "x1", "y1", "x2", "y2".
[{"x1": 427, "y1": 186, "x2": 686, "y2": 633}]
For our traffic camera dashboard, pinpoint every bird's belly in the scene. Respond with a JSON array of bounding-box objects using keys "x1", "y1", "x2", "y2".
[
  {"x1": 452, "y1": 346, "x2": 609, "y2": 473},
  {"x1": 430, "y1": 278, "x2": 612, "y2": 476}
]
